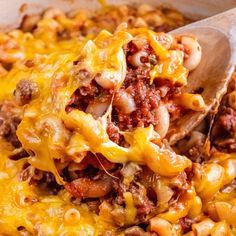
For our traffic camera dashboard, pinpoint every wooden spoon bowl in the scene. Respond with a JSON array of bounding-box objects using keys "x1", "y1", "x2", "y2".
[{"x1": 167, "y1": 8, "x2": 236, "y2": 144}]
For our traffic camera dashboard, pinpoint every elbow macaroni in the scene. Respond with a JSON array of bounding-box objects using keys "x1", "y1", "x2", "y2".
[{"x1": 178, "y1": 93, "x2": 206, "y2": 111}]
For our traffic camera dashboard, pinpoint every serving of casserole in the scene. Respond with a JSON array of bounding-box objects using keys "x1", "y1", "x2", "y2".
[{"x1": 0, "y1": 1, "x2": 235, "y2": 235}]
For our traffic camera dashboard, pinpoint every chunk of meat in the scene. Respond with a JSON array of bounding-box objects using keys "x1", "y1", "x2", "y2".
[
  {"x1": 0, "y1": 101, "x2": 21, "y2": 147},
  {"x1": 176, "y1": 131, "x2": 207, "y2": 163},
  {"x1": 106, "y1": 122, "x2": 129, "y2": 147},
  {"x1": 65, "y1": 174, "x2": 113, "y2": 198},
  {"x1": 219, "y1": 108, "x2": 236, "y2": 134},
  {"x1": 211, "y1": 107, "x2": 236, "y2": 152},
  {"x1": 66, "y1": 80, "x2": 111, "y2": 113},
  {"x1": 106, "y1": 121, "x2": 121, "y2": 144},
  {"x1": 84, "y1": 199, "x2": 101, "y2": 214},
  {"x1": 211, "y1": 73, "x2": 236, "y2": 153},
  {"x1": 78, "y1": 153, "x2": 117, "y2": 171},
  {"x1": 112, "y1": 180, "x2": 156, "y2": 223},
  {"x1": 68, "y1": 41, "x2": 179, "y2": 142},
  {"x1": 179, "y1": 217, "x2": 194, "y2": 234},
  {"x1": 14, "y1": 79, "x2": 38, "y2": 106},
  {"x1": 9, "y1": 148, "x2": 29, "y2": 160}
]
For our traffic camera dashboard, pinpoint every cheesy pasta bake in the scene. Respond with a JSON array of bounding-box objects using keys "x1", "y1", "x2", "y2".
[{"x1": 0, "y1": 2, "x2": 235, "y2": 236}]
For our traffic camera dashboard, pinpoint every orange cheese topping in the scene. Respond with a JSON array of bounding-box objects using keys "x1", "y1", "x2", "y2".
[
  {"x1": 5, "y1": 26, "x2": 191, "y2": 184},
  {"x1": 0, "y1": 7, "x2": 211, "y2": 235},
  {"x1": 0, "y1": 141, "x2": 119, "y2": 235}
]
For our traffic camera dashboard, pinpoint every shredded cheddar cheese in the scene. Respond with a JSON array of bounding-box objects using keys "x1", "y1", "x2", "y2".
[
  {"x1": 0, "y1": 19, "x2": 193, "y2": 233},
  {"x1": 0, "y1": 141, "x2": 114, "y2": 235},
  {"x1": 124, "y1": 192, "x2": 137, "y2": 225},
  {"x1": 9, "y1": 26, "x2": 192, "y2": 184}
]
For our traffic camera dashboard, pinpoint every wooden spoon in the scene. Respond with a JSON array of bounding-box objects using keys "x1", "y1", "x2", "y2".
[{"x1": 167, "y1": 8, "x2": 236, "y2": 145}]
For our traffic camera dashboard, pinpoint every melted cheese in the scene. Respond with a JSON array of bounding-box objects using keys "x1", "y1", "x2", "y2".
[
  {"x1": 124, "y1": 192, "x2": 137, "y2": 225},
  {"x1": 10, "y1": 27, "x2": 191, "y2": 184},
  {"x1": 0, "y1": 19, "x2": 191, "y2": 235},
  {"x1": 0, "y1": 141, "x2": 118, "y2": 235},
  {"x1": 129, "y1": 28, "x2": 189, "y2": 85},
  {"x1": 150, "y1": 49, "x2": 188, "y2": 85},
  {"x1": 76, "y1": 30, "x2": 132, "y2": 89}
]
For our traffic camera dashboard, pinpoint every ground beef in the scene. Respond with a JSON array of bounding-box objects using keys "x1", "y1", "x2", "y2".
[
  {"x1": 211, "y1": 107, "x2": 236, "y2": 152},
  {"x1": 106, "y1": 121, "x2": 122, "y2": 144},
  {"x1": 20, "y1": 163, "x2": 62, "y2": 195},
  {"x1": 211, "y1": 72, "x2": 236, "y2": 153},
  {"x1": 68, "y1": 40, "x2": 180, "y2": 141},
  {"x1": 112, "y1": 67, "x2": 180, "y2": 131},
  {"x1": 184, "y1": 145, "x2": 204, "y2": 163},
  {"x1": 112, "y1": 68, "x2": 160, "y2": 131},
  {"x1": 179, "y1": 217, "x2": 194, "y2": 234},
  {"x1": 13, "y1": 79, "x2": 38, "y2": 106},
  {"x1": 124, "y1": 226, "x2": 158, "y2": 236},
  {"x1": 84, "y1": 153, "x2": 117, "y2": 170},
  {"x1": 85, "y1": 199, "x2": 101, "y2": 214},
  {"x1": 219, "y1": 108, "x2": 236, "y2": 134},
  {"x1": 111, "y1": 168, "x2": 156, "y2": 224},
  {"x1": 176, "y1": 131, "x2": 207, "y2": 163},
  {"x1": 115, "y1": 181, "x2": 155, "y2": 216},
  {"x1": 38, "y1": 172, "x2": 63, "y2": 195},
  {"x1": 69, "y1": 66, "x2": 170, "y2": 133},
  {"x1": 66, "y1": 80, "x2": 112, "y2": 113},
  {"x1": 9, "y1": 148, "x2": 29, "y2": 160},
  {"x1": 35, "y1": 172, "x2": 62, "y2": 195},
  {"x1": 61, "y1": 39, "x2": 187, "y2": 226},
  {"x1": 63, "y1": 160, "x2": 157, "y2": 226},
  {"x1": 110, "y1": 183, "x2": 156, "y2": 225},
  {"x1": 0, "y1": 101, "x2": 21, "y2": 148}
]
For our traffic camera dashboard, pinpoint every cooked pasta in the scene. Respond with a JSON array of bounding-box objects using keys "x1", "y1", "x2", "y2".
[
  {"x1": 228, "y1": 91, "x2": 236, "y2": 110},
  {"x1": 0, "y1": 2, "x2": 235, "y2": 236},
  {"x1": 178, "y1": 93, "x2": 206, "y2": 111}
]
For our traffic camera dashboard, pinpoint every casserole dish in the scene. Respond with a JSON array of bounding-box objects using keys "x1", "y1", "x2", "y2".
[
  {"x1": 0, "y1": 1, "x2": 235, "y2": 236},
  {"x1": 1, "y1": 0, "x2": 236, "y2": 30}
]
